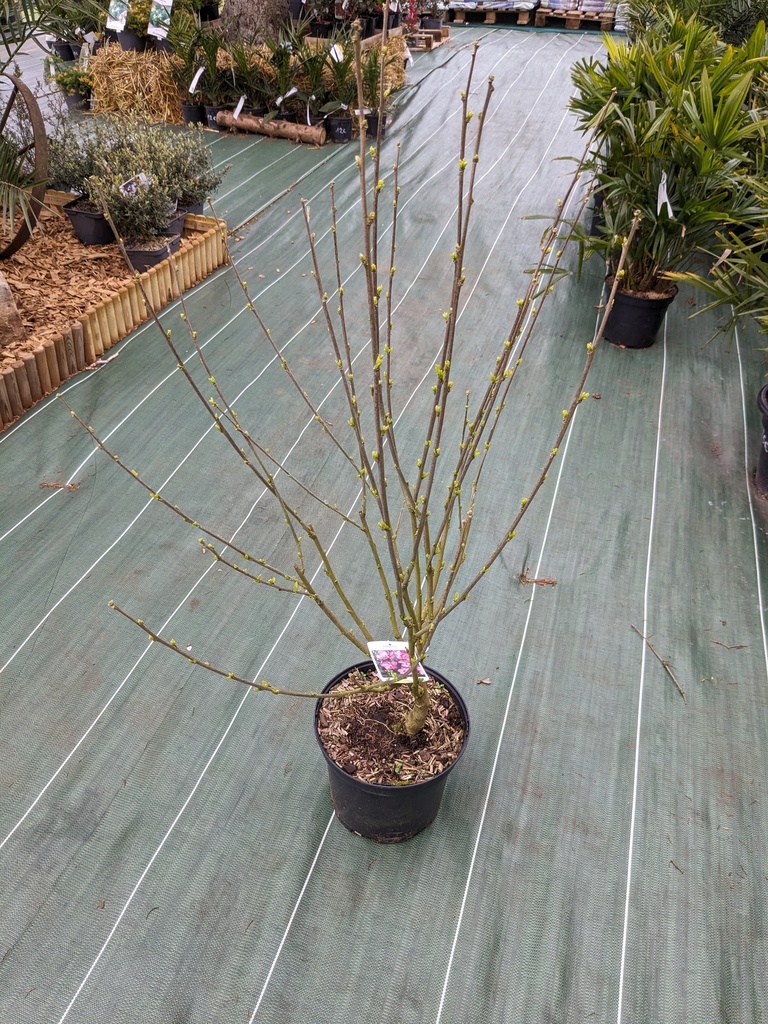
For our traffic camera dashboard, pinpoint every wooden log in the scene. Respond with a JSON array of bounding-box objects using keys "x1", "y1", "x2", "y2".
[
  {"x1": 193, "y1": 237, "x2": 204, "y2": 283},
  {"x1": 119, "y1": 287, "x2": 135, "y2": 330},
  {"x1": 21, "y1": 351, "x2": 42, "y2": 403},
  {"x1": 2, "y1": 364, "x2": 23, "y2": 417},
  {"x1": 63, "y1": 327, "x2": 78, "y2": 376},
  {"x1": 95, "y1": 305, "x2": 111, "y2": 351},
  {"x1": 128, "y1": 280, "x2": 144, "y2": 326},
  {"x1": 138, "y1": 271, "x2": 152, "y2": 316},
  {"x1": 180, "y1": 245, "x2": 192, "y2": 290},
  {"x1": 0, "y1": 372, "x2": 13, "y2": 425},
  {"x1": 33, "y1": 346, "x2": 52, "y2": 394},
  {"x1": 90, "y1": 311, "x2": 105, "y2": 357},
  {"x1": 44, "y1": 338, "x2": 61, "y2": 388},
  {"x1": 147, "y1": 267, "x2": 162, "y2": 312},
  {"x1": 13, "y1": 361, "x2": 32, "y2": 411},
  {"x1": 167, "y1": 253, "x2": 182, "y2": 298},
  {"x1": 216, "y1": 110, "x2": 327, "y2": 146},
  {"x1": 53, "y1": 333, "x2": 69, "y2": 380},
  {"x1": 72, "y1": 322, "x2": 86, "y2": 371},
  {"x1": 81, "y1": 314, "x2": 96, "y2": 365},
  {"x1": 103, "y1": 296, "x2": 120, "y2": 346},
  {"x1": 205, "y1": 230, "x2": 217, "y2": 276}
]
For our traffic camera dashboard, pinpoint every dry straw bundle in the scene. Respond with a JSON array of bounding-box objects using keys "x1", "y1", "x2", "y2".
[{"x1": 90, "y1": 44, "x2": 183, "y2": 123}]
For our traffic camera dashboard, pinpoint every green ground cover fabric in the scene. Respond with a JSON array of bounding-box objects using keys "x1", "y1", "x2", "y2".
[{"x1": 2, "y1": 25, "x2": 768, "y2": 1023}]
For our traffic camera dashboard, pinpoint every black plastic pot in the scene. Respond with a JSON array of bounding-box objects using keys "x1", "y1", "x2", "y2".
[
  {"x1": 167, "y1": 208, "x2": 186, "y2": 236},
  {"x1": 182, "y1": 101, "x2": 206, "y2": 125},
  {"x1": 366, "y1": 111, "x2": 387, "y2": 140},
  {"x1": 124, "y1": 234, "x2": 181, "y2": 272},
  {"x1": 116, "y1": 29, "x2": 147, "y2": 51},
  {"x1": 199, "y1": 2, "x2": 220, "y2": 21},
  {"x1": 64, "y1": 89, "x2": 89, "y2": 112},
  {"x1": 314, "y1": 662, "x2": 470, "y2": 843},
  {"x1": 49, "y1": 39, "x2": 75, "y2": 60},
  {"x1": 63, "y1": 199, "x2": 115, "y2": 245},
  {"x1": 756, "y1": 384, "x2": 768, "y2": 495},
  {"x1": 603, "y1": 284, "x2": 678, "y2": 349},
  {"x1": 204, "y1": 104, "x2": 228, "y2": 130},
  {"x1": 327, "y1": 114, "x2": 353, "y2": 143}
]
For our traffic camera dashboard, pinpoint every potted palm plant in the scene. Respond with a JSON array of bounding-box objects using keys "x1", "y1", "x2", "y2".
[
  {"x1": 294, "y1": 34, "x2": 332, "y2": 125},
  {"x1": 73, "y1": 39, "x2": 611, "y2": 843},
  {"x1": 227, "y1": 39, "x2": 271, "y2": 119},
  {"x1": 167, "y1": 18, "x2": 207, "y2": 122},
  {"x1": 359, "y1": 38, "x2": 394, "y2": 139},
  {"x1": 323, "y1": 35, "x2": 356, "y2": 141},
  {"x1": 570, "y1": 7, "x2": 768, "y2": 347},
  {"x1": 195, "y1": 27, "x2": 232, "y2": 127}
]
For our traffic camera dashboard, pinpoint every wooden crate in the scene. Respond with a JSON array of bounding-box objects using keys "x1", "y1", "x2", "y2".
[{"x1": 534, "y1": 6, "x2": 614, "y2": 29}]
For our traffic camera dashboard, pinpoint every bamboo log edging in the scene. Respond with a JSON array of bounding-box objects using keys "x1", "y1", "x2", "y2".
[{"x1": 0, "y1": 214, "x2": 227, "y2": 432}]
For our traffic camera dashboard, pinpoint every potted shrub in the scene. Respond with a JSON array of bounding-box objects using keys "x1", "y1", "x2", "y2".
[
  {"x1": 73, "y1": 41, "x2": 610, "y2": 842},
  {"x1": 160, "y1": 123, "x2": 227, "y2": 219},
  {"x1": 419, "y1": 0, "x2": 443, "y2": 28},
  {"x1": 40, "y1": 0, "x2": 107, "y2": 56},
  {"x1": 49, "y1": 111, "x2": 226, "y2": 251},
  {"x1": 48, "y1": 111, "x2": 120, "y2": 243},
  {"x1": 569, "y1": 8, "x2": 768, "y2": 347},
  {"x1": 305, "y1": 0, "x2": 335, "y2": 36},
  {"x1": 117, "y1": 0, "x2": 153, "y2": 50},
  {"x1": 47, "y1": 54, "x2": 93, "y2": 111},
  {"x1": 89, "y1": 169, "x2": 179, "y2": 269}
]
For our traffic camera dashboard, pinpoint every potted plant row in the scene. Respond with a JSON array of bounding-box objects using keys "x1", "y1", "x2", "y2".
[
  {"x1": 171, "y1": 21, "x2": 396, "y2": 141},
  {"x1": 71, "y1": 38, "x2": 610, "y2": 843},
  {"x1": 47, "y1": 110, "x2": 226, "y2": 269},
  {"x1": 569, "y1": 6, "x2": 768, "y2": 348}
]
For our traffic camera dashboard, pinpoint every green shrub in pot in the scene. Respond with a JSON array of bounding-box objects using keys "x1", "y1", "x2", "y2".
[{"x1": 569, "y1": 9, "x2": 768, "y2": 301}]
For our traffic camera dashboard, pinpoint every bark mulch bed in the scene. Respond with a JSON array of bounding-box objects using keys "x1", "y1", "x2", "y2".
[{"x1": 1, "y1": 206, "x2": 183, "y2": 370}]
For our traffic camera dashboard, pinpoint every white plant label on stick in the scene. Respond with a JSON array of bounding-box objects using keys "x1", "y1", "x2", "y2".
[
  {"x1": 329, "y1": 43, "x2": 344, "y2": 62},
  {"x1": 189, "y1": 66, "x2": 205, "y2": 94},
  {"x1": 233, "y1": 95, "x2": 246, "y2": 119},
  {"x1": 367, "y1": 641, "x2": 429, "y2": 683},
  {"x1": 657, "y1": 170, "x2": 674, "y2": 219}
]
